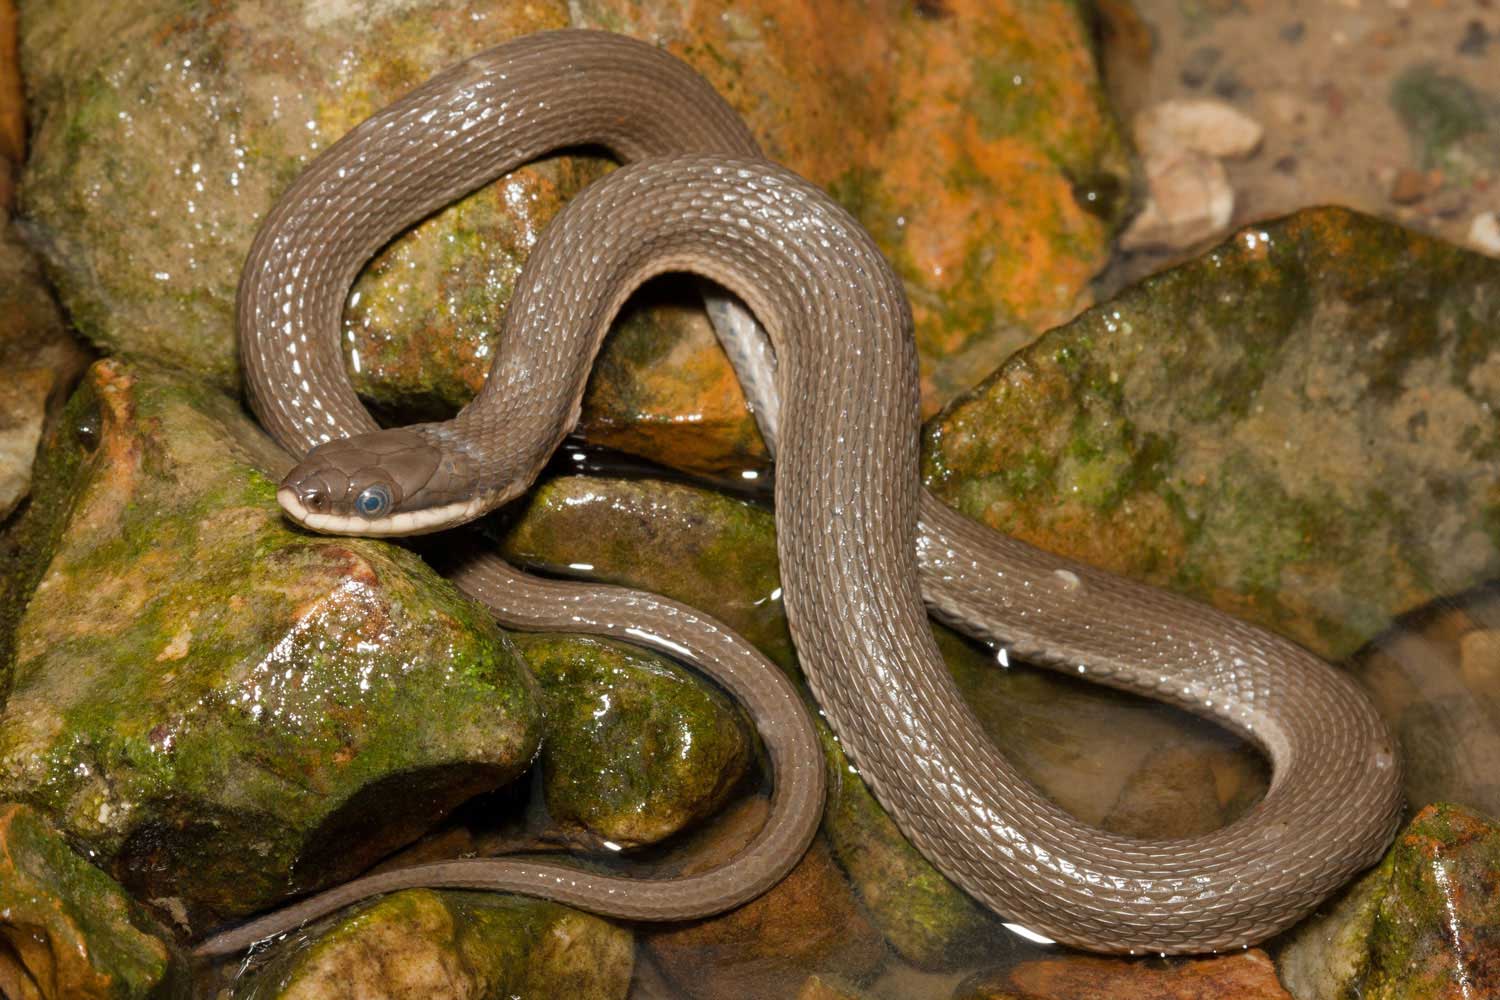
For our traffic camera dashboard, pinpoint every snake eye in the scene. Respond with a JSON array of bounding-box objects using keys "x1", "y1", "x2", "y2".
[{"x1": 355, "y1": 485, "x2": 392, "y2": 519}]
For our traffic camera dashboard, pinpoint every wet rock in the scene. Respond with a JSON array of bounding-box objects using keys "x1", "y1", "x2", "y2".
[
  {"x1": 797, "y1": 974, "x2": 871, "y2": 1000},
  {"x1": 1388, "y1": 169, "x2": 1439, "y2": 206},
  {"x1": 0, "y1": 0, "x2": 19, "y2": 211},
  {"x1": 1389, "y1": 64, "x2": 1500, "y2": 181},
  {"x1": 516, "y1": 633, "x2": 752, "y2": 849},
  {"x1": 18, "y1": 0, "x2": 1130, "y2": 468},
  {"x1": 956, "y1": 949, "x2": 1291, "y2": 999},
  {"x1": 0, "y1": 803, "x2": 187, "y2": 1000},
  {"x1": 926, "y1": 207, "x2": 1500, "y2": 661},
  {"x1": 1118, "y1": 147, "x2": 1232, "y2": 250},
  {"x1": 0, "y1": 221, "x2": 89, "y2": 521},
  {"x1": 499, "y1": 474, "x2": 1269, "y2": 967},
  {"x1": 230, "y1": 889, "x2": 632, "y2": 1000},
  {"x1": 644, "y1": 820, "x2": 886, "y2": 1000},
  {"x1": 1354, "y1": 590, "x2": 1500, "y2": 819},
  {"x1": 0, "y1": 360, "x2": 541, "y2": 926},
  {"x1": 1278, "y1": 803, "x2": 1500, "y2": 1000},
  {"x1": 1135, "y1": 98, "x2": 1265, "y2": 160}
]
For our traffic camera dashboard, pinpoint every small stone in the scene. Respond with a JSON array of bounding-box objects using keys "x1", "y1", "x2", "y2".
[
  {"x1": 1460, "y1": 629, "x2": 1500, "y2": 702},
  {"x1": 1211, "y1": 70, "x2": 1250, "y2": 101},
  {"x1": 1273, "y1": 155, "x2": 1299, "y2": 175},
  {"x1": 1389, "y1": 167, "x2": 1437, "y2": 204},
  {"x1": 1469, "y1": 211, "x2": 1500, "y2": 256},
  {"x1": 1179, "y1": 46, "x2": 1222, "y2": 89},
  {"x1": 1458, "y1": 19, "x2": 1490, "y2": 55},
  {"x1": 956, "y1": 950, "x2": 1291, "y2": 999},
  {"x1": 1135, "y1": 98, "x2": 1265, "y2": 159},
  {"x1": 1280, "y1": 21, "x2": 1306, "y2": 42},
  {"x1": 1118, "y1": 148, "x2": 1234, "y2": 250}
]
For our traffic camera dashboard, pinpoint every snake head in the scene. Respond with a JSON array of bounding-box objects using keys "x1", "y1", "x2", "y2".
[{"x1": 278, "y1": 427, "x2": 483, "y2": 536}]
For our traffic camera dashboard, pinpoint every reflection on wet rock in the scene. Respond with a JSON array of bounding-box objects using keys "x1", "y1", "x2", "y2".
[
  {"x1": 517, "y1": 633, "x2": 752, "y2": 850},
  {"x1": 955, "y1": 949, "x2": 1292, "y2": 999},
  {"x1": 926, "y1": 207, "x2": 1500, "y2": 661},
  {"x1": 0, "y1": 803, "x2": 187, "y2": 1000},
  {"x1": 229, "y1": 890, "x2": 632, "y2": 1000},
  {"x1": 0, "y1": 361, "x2": 541, "y2": 927},
  {"x1": 1279, "y1": 803, "x2": 1500, "y2": 1000}
]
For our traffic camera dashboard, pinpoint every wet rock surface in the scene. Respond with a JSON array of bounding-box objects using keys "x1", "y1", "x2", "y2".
[
  {"x1": 230, "y1": 889, "x2": 633, "y2": 1000},
  {"x1": 926, "y1": 207, "x2": 1500, "y2": 661},
  {"x1": 1278, "y1": 803, "x2": 1500, "y2": 1000},
  {"x1": 0, "y1": 802, "x2": 187, "y2": 1000},
  {"x1": 0, "y1": 360, "x2": 541, "y2": 925},
  {"x1": 517, "y1": 633, "x2": 752, "y2": 850}
]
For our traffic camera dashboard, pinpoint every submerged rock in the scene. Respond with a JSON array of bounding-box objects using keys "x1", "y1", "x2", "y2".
[
  {"x1": 230, "y1": 889, "x2": 632, "y2": 1000},
  {"x1": 956, "y1": 949, "x2": 1292, "y2": 999},
  {"x1": 1279, "y1": 803, "x2": 1500, "y2": 1000},
  {"x1": 517, "y1": 633, "x2": 752, "y2": 849},
  {"x1": 0, "y1": 803, "x2": 187, "y2": 1000},
  {"x1": 927, "y1": 207, "x2": 1500, "y2": 660},
  {"x1": 0, "y1": 360, "x2": 541, "y2": 926},
  {"x1": 19, "y1": 0, "x2": 1129, "y2": 469},
  {"x1": 1356, "y1": 588, "x2": 1500, "y2": 819}
]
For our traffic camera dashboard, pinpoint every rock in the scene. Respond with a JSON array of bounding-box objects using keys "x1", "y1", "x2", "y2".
[
  {"x1": 1457, "y1": 20, "x2": 1490, "y2": 58},
  {"x1": 1135, "y1": 98, "x2": 1264, "y2": 160},
  {"x1": 0, "y1": 221, "x2": 89, "y2": 521},
  {"x1": 0, "y1": 803, "x2": 187, "y2": 1000},
  {"x1": 0, "y1": 360, "x2": 542, "y2": 926},
  {"x1": 926, "y1": 207, "x2": 1500, "y2": 661},
  {"x1": 956, "y1": 950, "x2": 1291, "y2": 999},
  {"x1": 516, "y1": 633, "x2": 752, "y2": 849},
  {"x1": 499, "y1": 474, "x2": 1271, "y2": 968},
  {"x1": 1469, "y1": 211, "x2": 1500, "y2": 256},
  {"x1": 1117, "y1": 148, "x2": 1233, "y2": 250},
  {"x1": 230, "y1": 889, "x2": 632, "y2": 1000},
  {"x1": 796, "y1": 974, "x2": 871, "y2": 1000},
  {"x1": 1354, "y1": 591, "x2": 1500, "y2": 819},
  {"x1": 644, "y1": 825, "x2": 886, "y2": 1000},
  {"x1": 1388, "y1": 168, "x2": 1438, "y2": 206},
  {"x1": 1278, "y1": 803, "x2": 1500, "y2": 1000},
  {"x1": 18, "y1": 0, "x2": 1131, "y2": 464},
  {"x1": 1389, "y1": 64, "x2": 1500, "y2": 180}
]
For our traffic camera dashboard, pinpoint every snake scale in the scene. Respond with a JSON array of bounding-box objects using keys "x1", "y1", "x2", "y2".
[{"x1": 203, "y1": 30, "x2": 1404, "y2": 958}]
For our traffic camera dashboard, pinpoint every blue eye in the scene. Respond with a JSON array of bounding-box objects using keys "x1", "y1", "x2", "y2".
[{"x1": 355, "y1": 485, "x2": 392, "y2": 519}]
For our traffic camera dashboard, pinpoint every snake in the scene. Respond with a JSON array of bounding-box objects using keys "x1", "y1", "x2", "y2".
[{"x1": 203, "y1": 30, "x2": 1404, "y2": 958}]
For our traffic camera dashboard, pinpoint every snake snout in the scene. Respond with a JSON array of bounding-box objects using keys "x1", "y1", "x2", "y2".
[{"x1": 278, "y1": 469, "x2": 337, "y2": 516}]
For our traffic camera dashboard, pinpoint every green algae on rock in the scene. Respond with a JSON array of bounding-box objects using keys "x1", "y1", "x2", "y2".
[
  {"x1": 0, "y1": 359, "x2": 541, "y2": 925},
  {"x1": 1278, "y1": 803, "x2": 1500, "y2": 1000},
  {"x1": 515, "y1": 633, "x2": 752, "y2": 849},
  {"x1": 926, "y1": 207, "x2": 1500, "y2": 661},
  {"x1": 19, "y1": 0, "x2": 1129, "y2": 469},
  {"x1": 230, "y1": 889, "x2": 632, "y2": 1000},
  {"x1": 0, "y1": 803, "x2": 187, "y2": 1000}
]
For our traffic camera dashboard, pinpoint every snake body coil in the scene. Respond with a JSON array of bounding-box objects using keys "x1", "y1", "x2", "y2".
[{"x1": 212, "y1": 30, "x2": 1404, "y2": 958}]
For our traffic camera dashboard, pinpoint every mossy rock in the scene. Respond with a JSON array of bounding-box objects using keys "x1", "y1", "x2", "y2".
[
  {"x1": 517, "y1": 633, "x2": 752, "y2": 849},
  {"x1": 0, "y1": 360, "x2": 541, "y2": 926},
  {"x1": 926, "y1": 207, "x2": 1500, "y2": 660},
  {"x1": 230, "y1": 889, "x2": 632, "y2": 1000},
  {"x1": 0, "y1": 803, "x2": 188, "y2": 1000}
]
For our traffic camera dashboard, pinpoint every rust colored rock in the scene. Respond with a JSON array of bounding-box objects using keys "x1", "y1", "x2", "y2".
[{"x1": 956, "y1": 949, "x2": 1292, "y2": 999}]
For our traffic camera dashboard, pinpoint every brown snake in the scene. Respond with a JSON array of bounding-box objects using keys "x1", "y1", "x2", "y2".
[{"x1": 204, "y1": 30, "x2": 1404, "y2": 958}]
